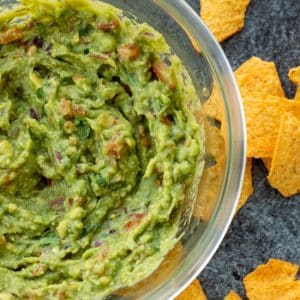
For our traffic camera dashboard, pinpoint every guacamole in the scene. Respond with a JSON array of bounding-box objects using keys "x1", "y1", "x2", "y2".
[{"x1": 0, "y1": 0, "x2": 204, "y2": 298}]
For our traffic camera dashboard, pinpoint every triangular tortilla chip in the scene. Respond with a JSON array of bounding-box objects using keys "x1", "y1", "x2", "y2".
[
  {"x1": 268, "y1": 112, "x2": 300, "y2": 197},
  {"x1": 204, "y1": 57, "x2": 284, "y2": 124},
  {"x1": 200, "y1": 0, "x2": 250, "y2": 42},
  {"x1": 235, "y1": 57, "x2": 285, "y2": 98},
  {"x1": 243, "y1": 259, "x2": 300, "y2": 300},
  {"x1": 236, "y1": 158, "x2": 253, "y2": 213},
  {"x1": 176, "y1": 279, "x2": 207, "y2": 300},
  {"x1": 244, "y1": 97, "x2": 300, "y2": 157},
  {"x1": 224, "y1": 290, "x2": 242, "y2": 300}
]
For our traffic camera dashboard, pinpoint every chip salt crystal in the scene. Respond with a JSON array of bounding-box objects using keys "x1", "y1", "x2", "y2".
[
  {"x1": 176, "y1": 279, "x2": 207, "y2": 300},
  {"x1": 244, "y1": 259, "x2": 300, "y2": 300},
  {"x1": 200, "y1": 0, "x2": 251, "y2": 42},
  {"x1": 268, "y1": 113, "x2": 300, "y2": 197}
]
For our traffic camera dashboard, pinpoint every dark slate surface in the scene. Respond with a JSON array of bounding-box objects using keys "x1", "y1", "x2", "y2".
[{"x1": 185, "y1": 0, "x2": 300, "y2": 299}]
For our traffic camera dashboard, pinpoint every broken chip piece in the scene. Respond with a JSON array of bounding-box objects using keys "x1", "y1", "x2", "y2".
[
  {"x1": 236, "y1": 158, "x2": 253, "y2": 213},
  {"x1": 243, "y1": 259, "x2": 300, "y2": 300},
  {"x1": 235, "y1": 57, "x2": 285, "y2": 99},
  {"x1": 176, "y1": 279, "x2": 207, "y2": 300},
  {"x1": 268, "y1": 113, "x2": 300, "y2": 197},
  {"x1": 224, "y1": 290, "x2": 242, "y2": 300},
  {"x1": 204, "y1": 57, "x2": 284, "y2": 124},
  {"x1": 244, "y1": 97, "x2": 300, "y2": 157},
  {"x1": 200, "y1": 0, "x2": 251, "y2": 42}
]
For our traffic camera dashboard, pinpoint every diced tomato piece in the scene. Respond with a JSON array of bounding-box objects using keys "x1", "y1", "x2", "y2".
[
  {"x1": 0, "y1": 28, "x2": 22, "y2": 45},
  {"x1": 48, "y1": 197, "x2": 65, "y2": 211},
  {"x1": 105, "y1": 142, "x2": 121, "y2": 159},
  {"x1": 118, "y1": 44, "x2": 140, "y2": 62},
  {"x1": 152, "y1": 61, "x2": 176, "y2": 89},
  {"x1": 60, "y1": 99, "x2": 73, "y2": 119},
  {"x1": 72, "y1": 104, "x2": 85, "y2": 117},
  {"x1": 161, "y1": 116, "x2": 173, "y2": 126},
  {"x1": 124, "y1": 213, "x2": 144, "y2": 231},
  {"x1": 97, "y1": 20, "x2": 119, "y2": 32}
]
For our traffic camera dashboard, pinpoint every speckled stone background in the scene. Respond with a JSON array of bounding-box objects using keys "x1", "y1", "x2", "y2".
[{"x1": 184, "y1": 0, "x2": 300, "y2": 299}]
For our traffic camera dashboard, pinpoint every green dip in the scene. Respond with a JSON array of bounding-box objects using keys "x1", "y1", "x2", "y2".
[{"x1": 0, "y1": 0, "x2": 204, "y2": 298}]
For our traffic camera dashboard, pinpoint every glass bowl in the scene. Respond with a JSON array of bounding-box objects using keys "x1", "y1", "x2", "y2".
[
  {"x1": 0, "y1": 0, "x2": 246, "y2": 299},
  {"x1": 102, "y1": 1, "x2": 246, "y2": 299}
]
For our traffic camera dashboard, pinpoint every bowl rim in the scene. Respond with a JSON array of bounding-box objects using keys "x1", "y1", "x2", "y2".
[{"x1": 144, "y1": 0, "x2": 247, "y2": 299}]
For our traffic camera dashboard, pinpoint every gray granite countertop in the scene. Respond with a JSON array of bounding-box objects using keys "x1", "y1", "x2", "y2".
[{"x1": 185, "y1": 0, "x2": 300, "y2": 299}]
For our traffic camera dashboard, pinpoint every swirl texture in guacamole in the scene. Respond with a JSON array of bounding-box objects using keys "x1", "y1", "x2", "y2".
[{"x1": 0, "y1": 0, "x2": 204, "y2": 299}]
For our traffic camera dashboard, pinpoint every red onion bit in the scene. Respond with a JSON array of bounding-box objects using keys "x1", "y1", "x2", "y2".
[
  {"x1": 93, "y1": 240, "x2": 102, "y2": 247},
  {"x1": 54, "y1": 151, "x2": 63, "y2": 162},
  {"x1": 29, "y1": 107, "x2": 40, "y2": 120}
]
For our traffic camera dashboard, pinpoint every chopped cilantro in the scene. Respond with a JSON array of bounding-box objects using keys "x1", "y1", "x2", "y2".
[
  {"x1": 75, "y1": 119, "x2": 90, "y2": 139},
  {"x1": 39, "y1": 231, "x2": 59, "y2": 246},
  {"x1": 79, "y1": 24, "x2": 91, "y2": 36},
  {"x1": 36, "y1": 87, "x2": 45, "y2": 99},
  {"x1": 96, "y1": 175, "x2": 108, "y2": 188}
]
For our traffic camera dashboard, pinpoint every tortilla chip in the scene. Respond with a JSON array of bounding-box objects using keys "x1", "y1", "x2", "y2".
[
  {"x1": 194, "y1": 159, "x2": 225, "y2": 221},
  {"x1": 204, "y1": 57, "x2": 284, "y2": 123},
  {"x1": 244, "y1": 97, "x2": 300, "y2": 157},
  {"x1": 294, "y1": 89, "x2": 300, "y2": 101},
  {"x1": 244, "y1": 259, "x2": 300, "y2": 300},
  {"x1": 176, "y1": 279, "x2": 207, "y2": 300},
  {"x1": 203, "y1": 84, "x2": 223, "y2": 121},
  {"x1": 235, "y1": 57, "x2": 285, "y2": 98},
  {"x1": 224, "y1": 290, "x2": 242, "y2": 300},
  {"x1": 268, "y1": 113, "x2": 300, "y2": 197},
  {"x1": 262, "y1": 158, "x2": 272, "y2": 171},
  {"x1": 200, "y1": 0, "x2": 250, "y2": 42},
  {"x1": 288, "y1": 66, "x2": 300, "y2": 85},
  {"x1": 205, "y1": 120, "x2": 225, "y2": 161},
  {"x1": 236, "y1": 158, "x2": 253, "y2": 213},
  {"x1": 288, "y1": 66, "x2": 300, "y2": 101}
]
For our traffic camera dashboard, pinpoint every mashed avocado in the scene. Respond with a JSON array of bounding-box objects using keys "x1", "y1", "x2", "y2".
[{"x1": 0, "y1": 0, "x2": 204, "y2": 299}]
